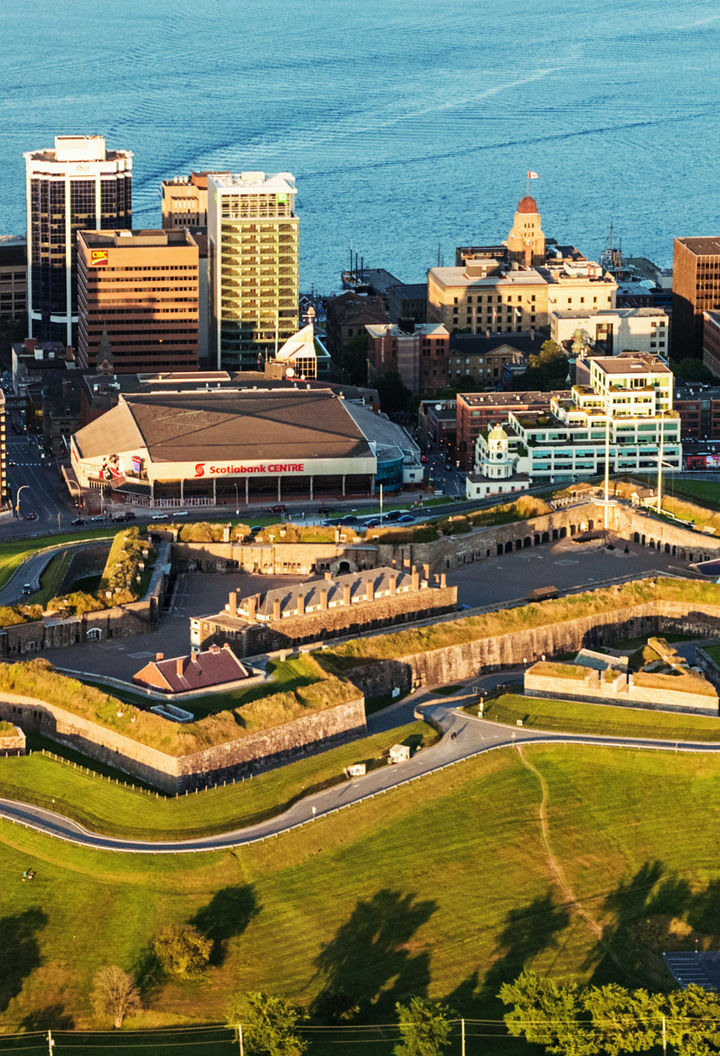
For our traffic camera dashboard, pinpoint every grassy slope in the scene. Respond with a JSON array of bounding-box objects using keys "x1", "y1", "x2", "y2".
[
  {"x1": 484, "y1": 693, "x2": 720, "y2": 740},
  {"x1": 0, "y1": 530, "x2": 116, "y2": 591},
  {"x1": 0, "y1": 721, "x2": 434, "y2": 840},
  {"x1": 2, "y1": 745, "x2": 720, "y2": 1041}
]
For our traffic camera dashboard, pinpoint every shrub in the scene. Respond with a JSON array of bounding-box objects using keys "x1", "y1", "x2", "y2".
[{"x1": 153, "y1": 923, "x2": 212, "y2": 978}]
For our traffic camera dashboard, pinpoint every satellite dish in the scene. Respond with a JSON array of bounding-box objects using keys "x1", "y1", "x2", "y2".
[{"x1": 285, "y1": 367, "x2": 295, "y2": 378}]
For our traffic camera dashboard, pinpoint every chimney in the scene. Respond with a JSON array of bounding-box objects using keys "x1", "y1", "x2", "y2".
[
  {"x1": 411, "y1": 566, "x2": 419, "y2": 591},
  {"x1": 176, "y1": 656, "x2": 184, "y2": 679},
  {"x1": 273, "y1": 598, "x2": 282, "y2": 621},
  {"x1": 389, "y1": 574, "x2": 397, "y2": 595},
  {"x1": 247, "y1": 595, "x2": 257, "y2": 621},
  {"x1": 297, "y1": 593, "x2": 305, "y2": 615},
  {"x1": 228, "y1": 590, "x2": 237, "y2": 617},
  {"x1": 24, "y1": 337, "x2": 38, "y2": 354},
  {"x1": 321, "y1": 589, "x2": 328, "y2": 610},
  {"x1": 155, "y1": 652, "x2": 164, "y2": 661},
  {"x1": 190, "y1": 651, "x2": 198, "y2": 664},
  {"x1": 324, "y1": 571, "x2": 332, "y2": 581},
  {"x1": 440, "y1": 572, "x2": 447, "y2": 588},
  {"x1": 422, "y1": 563, "x2": 430, "y2": 581},
  {"x1": 343, "y1": 583, "x2": 351, "y2": 606},
  {"x1": 366, "y1": 579, "x2": 374, "y2": 602}
]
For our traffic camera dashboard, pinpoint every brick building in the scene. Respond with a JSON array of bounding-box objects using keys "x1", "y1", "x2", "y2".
[
  {"x1": 456, "y1": 390, "x2": 564, "y2": 469},
  {"x1": 77, "y1": 229, "x2": 199, "y2": 373},
  {"x1": 673, "y1": 237, "x2": 720, "y2": 359},
  {"x1": 324, "y1": 290, "x2": 388, "y2": 359},
  {"x1": 366, "y1": 321, "x2": 449, "y2": 395}
]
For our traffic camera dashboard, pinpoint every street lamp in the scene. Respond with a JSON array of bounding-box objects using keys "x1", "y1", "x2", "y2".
[
  {"x1": 15, "y1": 485, "x2": 30, "y2": 518},
  {"x1": 234, "y1": 482, "x2": 239, "y2": 516}
]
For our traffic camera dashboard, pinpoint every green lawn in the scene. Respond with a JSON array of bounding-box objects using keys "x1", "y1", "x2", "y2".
[
  {"x1": 80, "y1": 655, "x2": 334, "y2": 719},
  {"x1": 0, "y1": 719, "x2": 435, "y2": 841},
  {"x1": 2, "y1": 744, "x2": 720, "y2": 1043},
  {"x1": 481, "y1": 692, "x2": 720, "y2": 740},
  {"x1": 26, "y1": 551, "x2": 74, "y2": 607}
]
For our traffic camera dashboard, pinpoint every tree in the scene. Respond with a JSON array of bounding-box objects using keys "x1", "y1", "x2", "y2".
[
  {"x1": 583, "y1": 983, "x2": 659, "y2": 1056},
  {"x1": 394, "y1": 996, "x2": 454, "y2": 1056},
  {"x1": 660, "y1": 984, "x2": 720, "y2": 1056},
  {"x1": 226, "y1": 991, "x2": 307, "y2": 1056},
  {"x1": 499, "y1": 969, "x2": 598, "y2": 1056},
  {"x1": 153, "y1": 923, "x2": 212, "y2": 978},
  {"x1": 91, "y1": 965, "x2": 141, "y2": 1028}
]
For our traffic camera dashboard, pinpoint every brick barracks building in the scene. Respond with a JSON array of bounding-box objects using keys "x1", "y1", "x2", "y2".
[{"x1": 77, "y1": 229, "x2": 199, "y2": 373}]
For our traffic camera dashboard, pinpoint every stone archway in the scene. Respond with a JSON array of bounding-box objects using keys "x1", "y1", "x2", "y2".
[{"x1": 523, "y1": 537, "x2": 531, "y2": 548}]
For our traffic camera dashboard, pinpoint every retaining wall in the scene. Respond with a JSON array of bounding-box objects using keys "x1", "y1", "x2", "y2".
[
  {"x1": 337, "y1": 599, "x2": 720, "y2": 698},
  {"x1": 0, "y1": 690, "x2": 366, "y2": 793}
]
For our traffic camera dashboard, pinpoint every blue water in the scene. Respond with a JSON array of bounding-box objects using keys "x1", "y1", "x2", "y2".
[{"x1": 2, "y1": 0, "x2": 720, "y2": 292}]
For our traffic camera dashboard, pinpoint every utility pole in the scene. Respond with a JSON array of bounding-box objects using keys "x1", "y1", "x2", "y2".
[
  {"x1": 47, "y1": 1030, "x2": 55, "y2": 1056},
  {"x1": 237, "y1": 1022, "x2": 244, "y2": 1056},
  {"x1": 461, "y1": 1018, "x2": 465, "y2": 1056},
  {"x1": 657, "y1": 409, "x2": 665, "y2": 514},
  {"x1": 661, "y1": 1013, "x2": 666, "y2": 1056}
]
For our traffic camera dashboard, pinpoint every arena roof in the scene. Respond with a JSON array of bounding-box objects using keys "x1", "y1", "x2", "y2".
[{"x1": 74, "y1": 388, "x2": 374, "y2": 464}]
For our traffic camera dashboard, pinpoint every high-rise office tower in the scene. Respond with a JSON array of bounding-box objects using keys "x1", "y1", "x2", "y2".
[
  {"x1": 25, "y1": 135, "x2": 132, "y2": 345},
  {"x1": 77, "y1": 229, "x2": 199, "y2": 374},
  {"x1": 208, "y1": 172, "x2": 298, "y2": 370}
]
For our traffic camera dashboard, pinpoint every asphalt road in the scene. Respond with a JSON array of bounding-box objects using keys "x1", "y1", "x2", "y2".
[{"x1": 2, "y1": 678, "x2": 719, "y2": 855}]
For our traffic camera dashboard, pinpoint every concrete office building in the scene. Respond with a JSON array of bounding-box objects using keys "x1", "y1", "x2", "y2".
[
  {"x1": 550, "y1": 307, "x2": 669, "y2": 358},
  {"x1": 160, "y1": 171, "x2": 230, "y2": 232},
  {"x1": 208, "y1": 172, "x2": 299, "y2": 371},
  {"x1": 25, "y1": 135, "x2": 132, "y2": 345},
  {"x1": 77, "y1": 229, "x2": 199, "y2": 373}
]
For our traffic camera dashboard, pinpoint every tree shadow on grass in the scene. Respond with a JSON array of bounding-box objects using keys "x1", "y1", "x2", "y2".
[
  {"x1": 0, "y1": 908, "x2": 47, "y2": 1013},
  {"x1": 475, "y1": 892, "x2": 571, "y2": 1012},
  {"x1": 191, "y1": 884, "x2": 260, "y2": 966},
  {"x1": 311, "y1": 889, "x2": 436, "y2": 1021},
  {"x1": 20, "y1": 1005, "x2": 75, "y2": 1030},
  {"x1": 584, "y1": 860, "x2": 694, "y2": 987}
]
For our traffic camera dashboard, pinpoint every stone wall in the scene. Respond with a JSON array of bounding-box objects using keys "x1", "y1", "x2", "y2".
[
  {"x1": 337, "y1": 599, "x2": 720, "y2": 698},
  {"x1": 172, "y1": 539, "x2": 378, "y2": 576},
  {"x1": 197, "y1": 585, "x2": 458, "y2": 656},
  {"x1": 524, "y1": 666, "x2": 719, "y2": 717},
  {"x1": 0, "y1": 724, "x2": 26, "y2": 756},
  {"x1": 0, "y1": 689, "x2": 366, "y2": 793}
]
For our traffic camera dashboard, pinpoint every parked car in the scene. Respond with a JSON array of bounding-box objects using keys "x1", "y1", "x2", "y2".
[
  {"x1": 267, "y1": 504, "x2": 288, "y2": 514},
  {"x1": 90, "y1": 514, "x2": 105, "y2": 522},
  {"x1": 71, "y1": 517, "x2": 87, "y2": 526},
  {"x1": 249, "y1": 525, "x2": 263, "y2": 534},
  {"x1": 397, "y1": 514, "x2": 415, "y2": 523}
]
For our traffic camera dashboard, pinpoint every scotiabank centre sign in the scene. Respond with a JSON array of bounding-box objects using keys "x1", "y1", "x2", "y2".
[
  {"x1": 154, "y1": 456, "x2": 377, "y2": 481},
  {"x1": 193, "y1": 461, "x2": 304, "y2": 477}
]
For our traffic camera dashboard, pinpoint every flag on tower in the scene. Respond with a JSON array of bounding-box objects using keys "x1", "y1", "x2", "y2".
[{"x1": 527, "y1": 171, "x2": 540, "y2": 179}]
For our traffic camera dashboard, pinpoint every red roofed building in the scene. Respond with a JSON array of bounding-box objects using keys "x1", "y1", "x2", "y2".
[{"x1": 133, "y1": 643, "x2": 251, "y2": 694}]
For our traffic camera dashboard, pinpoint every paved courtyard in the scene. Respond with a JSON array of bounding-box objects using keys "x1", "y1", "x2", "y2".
[
  {"x1": 446, "y1": 533, "x2": 692, "y2": 609},
  {"x1": 46, "y1": 537, "x2": 694, "y2": 682}
]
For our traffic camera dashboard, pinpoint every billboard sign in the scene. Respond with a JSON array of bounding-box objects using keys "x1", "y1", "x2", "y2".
[{"x1": 90, "y1": 249, "x2": 109, "y2": 267}]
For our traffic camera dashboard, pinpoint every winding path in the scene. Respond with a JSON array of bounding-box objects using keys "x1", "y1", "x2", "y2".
[{"x1": 1, "y1": 682, "x2": 720, "y2": 854}]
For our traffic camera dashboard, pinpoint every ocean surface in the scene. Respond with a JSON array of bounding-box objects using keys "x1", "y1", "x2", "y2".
[{"x1": 2, "y1": 0, "x2": 720, "y2": 292}]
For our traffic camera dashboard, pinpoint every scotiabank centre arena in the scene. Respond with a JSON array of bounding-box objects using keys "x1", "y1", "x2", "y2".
[{"x1": 70, "y1": 388, "x2": 387, "y2": 506}]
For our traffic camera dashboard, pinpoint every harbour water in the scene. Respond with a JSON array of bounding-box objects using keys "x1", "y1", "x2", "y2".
[{"x1": 2, "y1": 0, "x2": 720, "y2": 292}]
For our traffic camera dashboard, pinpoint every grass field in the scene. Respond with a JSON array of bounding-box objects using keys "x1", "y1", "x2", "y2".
[
  {"x1": 2, "y1": 743, "x2": 720, "y2": 1048},
  {"x1": 27, "y1": 551, "x2": 74, "y2": 607},
  {"x1": 0, "y1": 720, "x2": 435, "y2": 840},
  {"x1": 481, "y1": 692, "x2": 720, "y2": 741}
]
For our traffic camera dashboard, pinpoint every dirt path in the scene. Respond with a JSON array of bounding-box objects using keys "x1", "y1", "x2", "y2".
[{"x1": 516, "y1": 744, "x2": 606, "y2": 945}]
